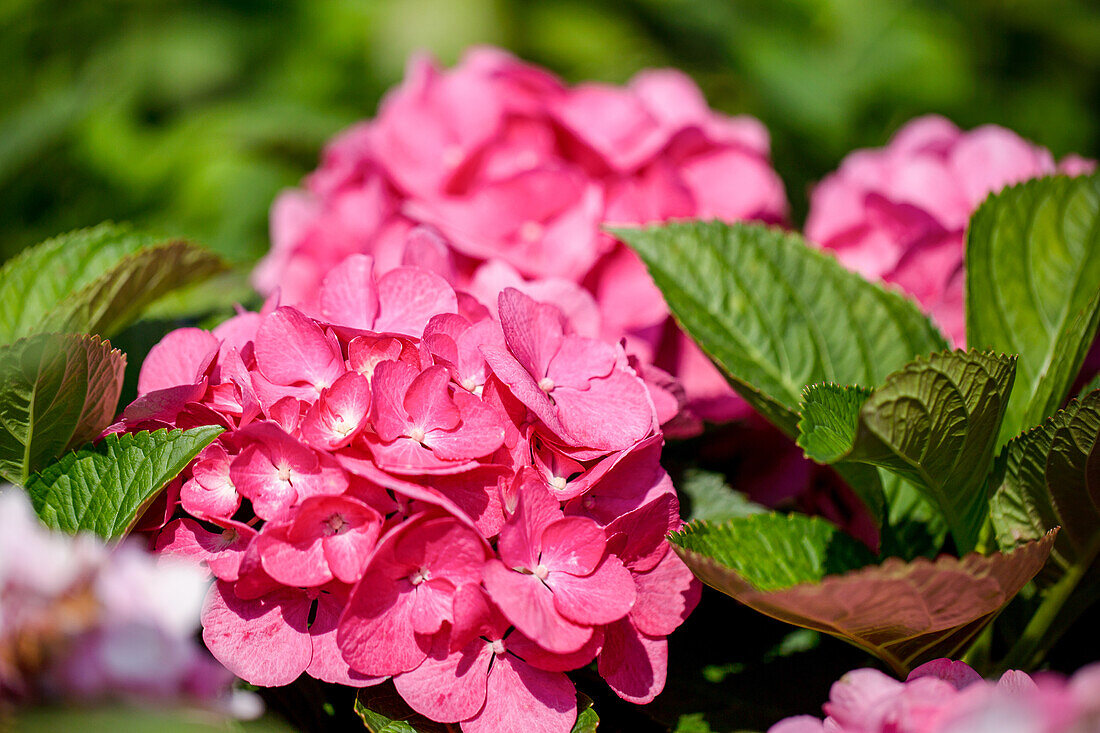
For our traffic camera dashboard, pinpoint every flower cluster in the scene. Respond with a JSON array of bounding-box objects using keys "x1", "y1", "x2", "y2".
[
  {"x1": 770, "y1": 658, "x2": 1100, "y2": 733},
  {"x1": 806, "y1": 115, "x2": 1095, "y2": 346},
  {"x1": 253, "y1": 46, "x2": 788, "y2": 426},
  {"x1": 0, "y1": 489, "x2": 254, "y2": 717},
  {"x1": 124, "y1": 254, "x2": 700, "y2": 732}
]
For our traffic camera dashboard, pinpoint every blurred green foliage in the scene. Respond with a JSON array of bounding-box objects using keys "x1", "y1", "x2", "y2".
[{"x1": 1, "y1": 0, "x2": 1098, "y2": 265}]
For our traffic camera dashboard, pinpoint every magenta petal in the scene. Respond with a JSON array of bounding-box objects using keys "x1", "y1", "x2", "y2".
[
  {"x1": 496, "y1": 474, "x2": 564, "y2": 570},
  {"x1": 539, "y1": 517, "x2": 606, "y2": 576},
  {"x1": 504, "y1": 627, "x2": 603, "y2": 673},
  {"x1": 138, "y1": 327, "x2": 218, "y2": 395},
  {"x1": 375, "y1": 267, "x2": 459, "y2": 338},
  {"x1": 323, "y1": 526, "x2": 379, "y2": 584},
  {"x1": 403, "y1": 365, "x2": 462, "y2": 432},
  {"x1": 546, "y1": 335, "x2": 615, "y2": 390},
  {"x1": 338, "y1": 572, "x2": 426, "y2": 676},
  {"x1": 630, "y1": 548, "x2": 702, "y2": 637},
  {"x1": 394, "y1": 635, "x2": 493, "y2": 722},
  {"x1": 307, "y1": 592, "x2": 383, "y2": 687},
  {"x1": 319, "y1": 254, "x2": 381, "y2": 330},
  {"x1": 481, "y1": 344, "x2": 564, "y2": 437},
  {"x1": 257, "y1": 525, "x2": 332, "y2": 587},
  {"x1": 767, "y1": 717, "x2": 827, "y2": 733},
  {"x1": 598, "y1": 619, "x2": 667, "y2": 704},
  {"x1": 255, "y1": 306, "x2": 344, "y2": 389},
  {"x1": 553, "y1": 370, "x2": 654, "y2": 450},
  {"x1": 549, "y1": 555, "x2": 635, "y2": 626},
  {"x1": 230, "y1": 444, "x2": 297, "y2": 521},
  {"x1": 424, "y1": 389, "x2": 506, "y2": 460},
  {"x1": 393, "y1": 516, "x2": 488, "y2": 587},
  {"x1": 410, "y1": 579, "x2": 457, "y2": 635},
  {"x1": 462, "y1": 652, "x2": 577, "y2": 733},
  {"x1": 908, "y1": 659, "x2": 983, "y2": 691},
  {"x1": 201, "y1": 581, "x2": 312, "y2": 686},
  {"x1": 371, "y1": 359, "x2": 420, "y2": 443},
  {"x1": 496, "y1": 288, "x2": 563, "y2": 381},
  {"x1": 482, "y1": 560, "x2": 592, "y2": 654}
]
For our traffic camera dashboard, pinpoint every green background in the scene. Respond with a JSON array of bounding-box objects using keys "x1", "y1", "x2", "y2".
[{"x1": 3, "y1": 0, "x2": 1098, "y2": 266}]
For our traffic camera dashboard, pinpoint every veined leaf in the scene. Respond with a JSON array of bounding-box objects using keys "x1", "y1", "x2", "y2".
[
  {"x1": 798, "y1": 351, "x2": 1017, "y2": 553},
  {"x1": 26, "y1": 427, "x2": 222, "y2": 539},
  {"x1": 0, "y1": 222, "x2": 226, "y2": 343},
  {"x1": 671, "y1": 514, "x2": 876, "y2": 591},
  {"x1": 0, "y1": 333, "x2": 124, "y2": 484},
  {"x1": 615, "y1": 221, "x2": 949, "y2": 437},
  {"x1": 991, "y1": 390, "x2": 1100, "y2": 573},
  {"x1": 966, "y1": 174, "x2": 1100, "y2": 448},
  {"x1": 672, "y1": 517, "x2": 1055, "y2": 675}
]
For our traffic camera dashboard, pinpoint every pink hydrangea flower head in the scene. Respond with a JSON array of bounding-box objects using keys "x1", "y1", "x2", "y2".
[
  {"x1": 254, "y1": 47, "x2": 789, "y2": 427},
  {"x1": 807, "y1": 115, "x2": 1095, "y2": 346}
]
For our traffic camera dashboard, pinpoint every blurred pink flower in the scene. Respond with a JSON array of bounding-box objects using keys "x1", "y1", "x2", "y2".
[{"x1": 806, "y1": 115, "x2": 1095, "y2": 346}]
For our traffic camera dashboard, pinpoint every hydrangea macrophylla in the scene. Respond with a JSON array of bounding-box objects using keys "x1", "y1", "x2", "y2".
[
  {"x1": 121, "y1": 258, "x2": 701, "y2": 731},
  {"x1": 0, "y1": 489, "x2": 256, "y2": 717},
  {"x1": 769, "y1": 658, "x2": 1100, "y2": 733},
  {"x1": 252, "y1": 45, "x2": 789, "y2": 427},
  {"x1": 806, "y1": 115, "x2": 1096, "y2": 346}
]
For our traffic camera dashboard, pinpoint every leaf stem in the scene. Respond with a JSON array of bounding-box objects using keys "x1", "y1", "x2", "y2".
[{"x1": 999, "y1": 532, "x2": 1100, "y2": 672}]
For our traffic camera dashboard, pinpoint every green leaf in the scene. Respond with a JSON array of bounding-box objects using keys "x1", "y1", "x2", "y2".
[
  {"x1": 671, "y1": 514, "x2": 876, "y2": 593},
  {"x1": 615, "y1": 221, "x2": 949, "y2": 437},
  {"x1": 0, "y1": 222, "x2": 226, "y2": 343},
  {"x1": 0, "y1": 333, "x2": 124, "y2": 484},
  {"x1": 991, "y1": 390, "x2": 1100, "y2": 566},
  {"x1": 797, "y1": 350, "x2": 1017, "y2": 554},
  {"x1": 26, "y1": 427, "x2": 222, "y2": 539},
  {"x1": 966, "y1": 174, "x2": 1100, "y2": 448},
  {"x1": 672, "y1": 517, "x2": 1055, "y2": 675},
  {"x1": 679, "y1": 468, "x2": 767, "y2": 524},
  {"x1": 571, "y1": 694, "x2": 599, "y2": 733}
]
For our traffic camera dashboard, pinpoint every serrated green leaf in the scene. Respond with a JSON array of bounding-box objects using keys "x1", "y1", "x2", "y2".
[
  {"x1": 671, "y1": 514, "x2": 876, "y2": 592},
  {"x1": 615, "y1": 221, "x2": 949, "y2": 437},
  {"x1": 679, "y1": 468, "x2": 767, "y2": 524},
  {"x1": 673, "y1": 517, "x2": 1054, "y2": 675},
  {"x1": 0, "y1": 222, "x2": 226, "y2": 343},
  {"x1": 0, "y1": 333, "x2": 124, "y2": 484},
  {"x1": 797, "y1": 383, "x2": 872, "y2": 464},
  {"x1": 966, "y1": 174, "x2": 1100, "y2": 449},
  {"x1": 798, "y1": 351, "x2": 1017, "y2": 554},
  {"x1": 25, "y1": 427, "x2": 222, "y2": 539},
  {"x1": 991, "y1": 391, "x2": 1100, "y2": 568}
]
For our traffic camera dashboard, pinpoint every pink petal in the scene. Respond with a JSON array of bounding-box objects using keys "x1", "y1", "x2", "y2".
[
  {"x1": 307, "y1": 591, "x2": 382, "y2": 687},
  {"x1": 598, "y1": 619, "x2": 667, "y2": 704},
  {"x1": 497, "y1": 473, "x2": 564, "y2": 571},
  {"x1": 338, "y1": 570, "x2": 426, "y2": 676},
  {"x1": 393, "y1": 516, "x2": 488, "y2": 588},
  {"x1": 138, "y1": 328, "x2": 218, "y2": 396},
  {"x1": 301, "y1": 371, "x2": 372, "y2": 450},
  {"x1": 375, "y1": 267, "x2": 459, "y2": 338},
  {"x1": 497, "y1": 288, "x2": 563, "y2": 380},
  {"x1": 201, "y1": 581, "x2": 312, "y2": 686},
  {"x1": 229, "y1": 444, "x2": 298, "y2": 521},
  {"x1": 549, "y1": 555, "x2": 635, "y2": 626},
  {"x1": 423, "y1": 388, "x2": 506, "y2": 460},
  {"x1": 394, "y1": 634, "x2": 493, "y2": 722},
  {"x1": 546, "y1": 335, "x2": 615, "y2": 390},
  {"x1": 319, "y1": 254, "x2": 380, "y2": 330},
  {"x1": 504, "y1": 627, "x2": 603, "y2": 673},
  {"x1": 404, "y1": 365, "x2": 462, "y2": 433},
  {"x1": 908, "y1": 659, "x2": 984, "y2": 691},
  {"x1": 371, "y1": 359, "x2": 420, "y2": 442},
  {"x1": 553, "y1": 369, "x2": 655, "y2": 450},
  {"x1": 257, "y1": 524, "x2": 332, "y2": 587},
  {"x1": 462, "y1": 652, "x2": 577, "y2": 733},
  {"x1": 539, "y1": 517, "x2": 606, "y2": 576},
  {"x1": 254, "y1": 306, "x2": 344, "y2": 389},
  {"x1": 482, "y1": 560, "x2": 592, "y2": 654},
  {"x1": 630, "y1": 548, "x2": 701, "y2": 637}
]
